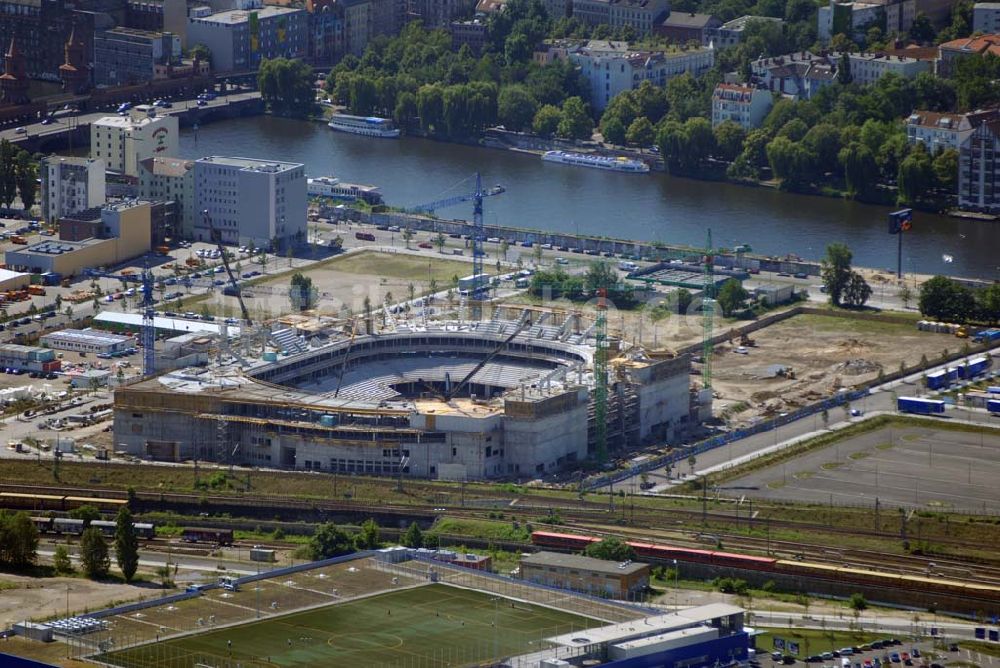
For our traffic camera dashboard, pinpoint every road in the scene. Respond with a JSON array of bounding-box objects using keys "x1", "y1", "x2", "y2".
[{"x1": 0, "y1": 90, "x2": 262, "y2": 144}]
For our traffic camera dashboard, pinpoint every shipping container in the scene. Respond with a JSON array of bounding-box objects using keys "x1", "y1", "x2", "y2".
[
  {"x1": 973, "y1": 329, "x2": 1000, "y2": 343},
  {"x1": 926, "y1": 370, "x2": 949, "y2": 390},
  {"x1": 898, "y1": 397, "x2": 946, "y2": 415},
  {"x1": 988, "y1": 399, "x2": 1000, "y2": 415},
  {"x1": 988, "y1": 386, "x2": 1000, "y2": 394}
]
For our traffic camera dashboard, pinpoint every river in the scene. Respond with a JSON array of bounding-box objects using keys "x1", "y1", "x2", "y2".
[{"x1": 178, "y1": 115, "x2": 1000, "y2": 279}]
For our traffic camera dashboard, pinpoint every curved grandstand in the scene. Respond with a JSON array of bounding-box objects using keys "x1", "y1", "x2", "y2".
[{"x1": 114, "y1": 318, "x2": 694, "y2": 480}]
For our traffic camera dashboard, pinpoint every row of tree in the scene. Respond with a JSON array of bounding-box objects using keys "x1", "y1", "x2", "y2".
[
  {"x1": 0, "y1": 139, "x2": 37, "y2": 210},
  {"x1": 919, "y1": 276, "x2": 1000, "y2": 324},
  {"x1": 529, "y1": 262, "x2": 637, "y2": 306},
  {"x1": 308, "y1": 519, "x2": 436, "y2": 560}
]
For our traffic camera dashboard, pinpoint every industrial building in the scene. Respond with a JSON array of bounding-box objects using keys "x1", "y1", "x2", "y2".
[
  {"x1": 90, "y1": 105, "x2": 179, "y2": 177},
  {"x1": 41, "y1": 157, "x2": 106, "y2": 224},
  {"x1": 40, "y1": 329, "x2": 134, "y2": 355},
  {"x1": 520, "y1": 551, "x2": 650, "y2": 599},
  {"x1": 0, "y1": 344, "x2": 60, "y2": 375},
  {"x1": 112, "y1": 317, "x2": 695, "y2": 478},
  {"x1": 186, "y1": 5, "x2": 307, "y2": 72}
]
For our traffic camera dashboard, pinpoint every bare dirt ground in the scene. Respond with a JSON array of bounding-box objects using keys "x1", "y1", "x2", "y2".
[
  {"x1": 0, "y1": 573, "x2": 151, "y2": 627},
  {"x1": 710, "y1": 313, "x2": 957, "y2": 422}
]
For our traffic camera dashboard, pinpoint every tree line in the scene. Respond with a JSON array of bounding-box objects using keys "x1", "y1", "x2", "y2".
[
  {"x1": 308, "y1": 519, "x2": 439, "y2": 559},
  {"x1": 0, "y1": 139, "x2": 37, "y2": 211}
]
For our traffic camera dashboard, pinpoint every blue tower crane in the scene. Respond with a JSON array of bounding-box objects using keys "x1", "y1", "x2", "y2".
[
  {"x1": 407, "y1": 173, "x2": 504, "y2": 319},
  {"x1": 84, "y1": 263, "x2": 156, "y2": 377}
]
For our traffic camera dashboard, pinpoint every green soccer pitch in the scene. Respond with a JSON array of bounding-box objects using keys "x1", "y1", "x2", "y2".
[{"x1": 98, "y1": 584, "x2": 600, "y2": 667}]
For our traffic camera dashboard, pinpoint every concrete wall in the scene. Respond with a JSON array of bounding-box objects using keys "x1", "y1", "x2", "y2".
[
  {"x1": 631, "y1": 356, "x2": 691, "y2": 443},
  {"x1": 503, "y1": 388, "x2": 589, "y2": 477}
]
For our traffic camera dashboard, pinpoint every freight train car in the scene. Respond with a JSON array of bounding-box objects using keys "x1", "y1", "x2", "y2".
[{"x1": 182, "y1": 527, "x2": 234, "y2": 546}]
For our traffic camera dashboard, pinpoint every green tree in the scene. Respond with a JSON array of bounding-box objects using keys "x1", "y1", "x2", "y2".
[
  {"x1": 625, "y1": 117, "x2": 655, "y2": 147},
  {"x1": 932, "y1": 148, "x2": 959, "y2": 191},
  {"x1": 0, "y1": 139, "x2": 17, "y2": 209},
  {"x1": 80, "y1": 527, "x2": 110, "y2": 579},
  {"x1": 716, "y1": 279, "x2": 749, "y2": 317},
  {"x1": 15, "y1": 151, "x2": 36, "y2": 210},
  {"x1": 583, "y1": 537, "x2": 635, "y2": 561},
  {"x1": 394, "y1": 91, "x2": 418, "y2": 129},
  {"x1": 676, "y1": 288, "x2": 693, "y2": 314},
  {"x1": 849, "y1": 592, "x2": 868, "y2": 611},
  {"x1": 402, "y1": 521, "x2": 424, "y2": 548},
  {"x1": 309, "y1": 523, "x2": 354, "y2": 559},
  {"x1": 354, "y1": 518, "x2": 381, "y2": 550},
  {"x1": 713, "y1": 121, "x2": 747, "y2": 162},
  {"x1": 897, "y1": 146, "x2": 934, "y2": 205},
  {"x1": 402, "y1": 227, "x2": 413, "y2": 249},
  {"x1": 978, "y1": 283, "x2": 1000, "y2": 323},
  {"x1": 838, "y1": 142, "x2": 878, "y2": 199},
  {"x1": 532, "y1": 104, "x2": 562, "y2": 136},
  {"x1": 842, "y1": 272, "x2": 872, "y2": 308},
  {"x1": 601, "y1": 115, "x2": 627, "y2": 145},
  {"x1": 289, "y1": 272, "x2": 316, "y2": 311},
  {"x1": 114, "y1": 506, "x2": 139, "y2": 582},
  {"x1": 257, "y1": 57, "x2": 315, "y2": 118},
  {"x1": 557, "y1": 96, "x2": 593, "y2": 140},
  {"x1": 53, "y1": 544, "x2": 73, "y2": 574},
  {"x1": 70, "y1": 504, "x2": 101, "y2": 523},
  {"x1": 802, "y1": 123, "x2": 841, "y2": 168},
  {"x1": 837, "y1": 52, "x2": 853, "y2": 86},
  {"x1": 821, "y1": 243, "x2": 854, "y2": 307},
  {"x1": 918, "y1": 275, "x2": 977, "y2": 322},
  {"x1": 435, "y1": 231, "x2": 446, "y2": 253},
  {"x1": 189, "y1": 43, "x2": 212, "y2": 66},
  {"x1": 497, "y1": 85, "x2": 539, "y2": 132},
  {"x1": 0, "y1": 511, "x2": 38, "y2": 568},
  {"x1": 417, "y1": 84, "x2": 445, "y2": 134}
]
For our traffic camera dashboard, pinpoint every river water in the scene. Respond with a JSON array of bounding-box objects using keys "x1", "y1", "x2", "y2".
[{"x1": 178, "y1": 115, "x2": 999, "y2": 279}]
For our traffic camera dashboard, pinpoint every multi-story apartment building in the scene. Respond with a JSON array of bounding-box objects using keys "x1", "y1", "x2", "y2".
[
  {"x1": 905, "y1": 109, "x2": 999, "y2": 153},
  {"x1": 138, "y1": 157, "x2": 195, "y2": 238},
  {"x1": 125, "y1": 0, "x2": 188, "y2": 46},
  {"x1": 838, "y1": 51, "x2": 930, "y2": 86},
  {"x1": 0, "y1": 0, "x2": 76, "y2": 81},
  {"x1": 411, "y1": 0, "x2": 472, "y2": 27},
  {"x1": 973, "y1": 2, "x2": 1000, "y2": 33},
  {"x1": 711, "y1": 15, "x2": 783, "y2": 48},
  {"x1": 750, "y1": 51, "x2": 836, "y2": 101},
  {"x1": 93, "y1": 26, "x2": 177, "y2": 87},
  {"x1": 193, "y1": 156, "x2": 306, "y2": 248},
  {"x1": 608, "y1": 0, "x2": 669, "y2": 37},
  {"x1": 343, "y1": 0, "x2": 371, "y2": 56},
  {"x1": 959, "y1": 120, "x2": 1000, "y2": 212},
  {"x1": 449, "y1": 19, "x2": 488, "y2": 53},
  {"x1": 817, "y1": 0, "x2": 915, "y2": 42},
  {"x1": 187, "y1": 5, "x2": 306, "y2": 72},
  {"x1": 655, "y1": 12, "x2": 721, "y2": 44},
  {"x1": 711, "y1": 83, "x2": 773, "y2": 129},
  {"x1": 90, "y1": 105, "x2": 179, "y2": 177},
  {"x1": 570, "y1": 40, "x2": 714, "y2": 112},
  {"x1": 571, "y1": 0, "x2": 612, "y2": 26},
  {"x1": 41, "y1": 157, "x2": 106, "y2": 224},
  {"x1": 937, "y1": 35, "x2": 1000, "y2": 77}
]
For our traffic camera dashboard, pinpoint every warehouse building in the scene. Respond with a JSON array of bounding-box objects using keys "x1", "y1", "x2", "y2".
[
  {"x1": 519, "y1": 551, "x2": 650, "y2": 599},
  {"x1": 40, "y1": 329, "x2": 134, "y2": 355}
]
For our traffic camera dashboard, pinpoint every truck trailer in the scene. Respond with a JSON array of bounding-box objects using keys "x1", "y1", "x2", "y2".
[{"x1": 898, "y1": 397, "x2": 946, "y2": 415}]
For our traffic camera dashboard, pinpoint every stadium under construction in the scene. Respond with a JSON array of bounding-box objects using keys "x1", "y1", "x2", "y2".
[{"x1": 113, "y1": 311, "x2": 698, "y2": 480}]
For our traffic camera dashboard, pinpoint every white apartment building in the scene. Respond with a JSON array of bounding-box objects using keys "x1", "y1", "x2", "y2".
[
  {"x1": 90, "y1": 105, "x2": 179, "y2": 177},
  {"x1": 973, "y1": 3, "x2": 1000, "y2": 33},
  {"x1": 959, "y1": 120, "x2": 1000, "y2": 212},
  {"x1": 608, "y1": 0, "x2": 670, "y2": 37},
  {"x1": 138, "y1": 157, "x2": 195, "y2": 238},
  {"x1": 40, "y1": 156, "x2": 106, "y2": 223},
  {"x1": 837, "y1": 51, "x2": 930, "y2": 86},
  {"x1": 193, "y1": 156, "x2": 306, "y2": 248},
  {"x1": 711, "y1": 84, "x2": 773, "y2": 129},
  {"x1": 569, "y1": 41, "x2": 715, "y2": 112},
  {"x1": 905, "y1": 109, "x2": 999, "y2": 153}
]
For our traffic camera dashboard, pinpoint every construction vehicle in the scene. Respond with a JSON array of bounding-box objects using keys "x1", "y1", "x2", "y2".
[
  {"x1": 956, "y1": 326, "x2": 969, "y2": 339},
  {"x1": 26, "y1": 286, "x2": 46, "y2": 296}
]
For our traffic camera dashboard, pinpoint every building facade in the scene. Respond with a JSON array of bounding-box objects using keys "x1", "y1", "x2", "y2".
[
  {"x1": 187, "y1": 5, "x2": 306, "y2": 72},
  {"x1": 0, "y1": 344, "x2": 59, "y2": 375},
  {"x1": 750, "y1": 51, "x2": 837, "y2": 100},
  {"x1": 448, "y1": 20, "x2": 488, "y2": 53},
  {"x1": 569, "y1": 40, "x2": 714, "y2": 112},
  {"x1": 905, "y1": 109, "x2": 999, "y2": 153},
  {"x1": 93, "y1": 26, "x2": 177, "y2": 87},
  {"x1": 839, "y1": 51, "x2": 930, "y2": 86},
  {"x1": 342, "y1": 0, "x2": 372, "y2": 56},
  {"x1": 520, "y1": 551, "x2": 650, "y2": 599},
  {"x1": 125, "y1": 0, "x2": 188, "y2": 45},
  {"x1": 306, "y1": 1, "x2": 345, "y2": 62},
  {"x1": 711, "y1": 15, "x2": 782, "y2": 48},
  {"x1": 90, "y1": 105, "x2": 179, "y2": 177},
  {"x1": 193, "y1": 156, "x2": 306, "y2": 247},
  {"x1": 40, "y1": 328, "x2": 133, "y2": 354},
  {"x1": 41, "y1": 157, "x2": 106, "y2": 224},
  {"x1": 138, "y1": 157, "x2": 195, "y2": 238},
  {"x1": 973, "y1": 2, "x2": 1000, "y2": 33},
  {"x1": 711, "y1": 83, "x2": 773, "y2": 129},
  {"x1": 572, "y1": 0, "x2": 612, "y2": 27},
  {"x1": 818, "y1": 0, "x2": 915, "y2": 42},
  {"x1": 608, "y1": 0, "x2": 670, "y2": 37},
  {"x1": 959, "y1": 120, "x2": 1000, "y2": 212}
]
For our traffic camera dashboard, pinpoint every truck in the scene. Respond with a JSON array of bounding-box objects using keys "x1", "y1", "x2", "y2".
[
  {"x1": 988, "y1": 399, "x2": 1000, "y2": 415},
  {"x1": 973, "y1": 329, "x2": 1000, "y2": 344},
  {"x1": 958, "y1": 356, "x2": 990, "y2": 379},
  {"x1": 925, "y1": 369, "x2": 949, "y2": 390},
  {"x1": 26, "y1": 285, "x2": 45, "y2": 296},
  {"x1": 897, "y1": 397, "x2": 946, "y2": 415}
]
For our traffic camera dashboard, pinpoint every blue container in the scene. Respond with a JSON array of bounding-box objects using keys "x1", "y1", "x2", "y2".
[
  {"x1": 926, "y1": 370, "x2": 948, "y2": 390},
  {"x1": 262, "y1": 351, "x2": 278, "y2": 362},
  {"x1": 898, "y1": 397, "x2": 946, "y2": 414},
  {"x1": 987, "y1": 399, "x2": 1000, "y2": 414}
]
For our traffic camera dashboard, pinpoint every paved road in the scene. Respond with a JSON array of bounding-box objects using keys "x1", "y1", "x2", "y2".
[{"x1": 0, "y1": 90, "x2": 262, "y2": 143}]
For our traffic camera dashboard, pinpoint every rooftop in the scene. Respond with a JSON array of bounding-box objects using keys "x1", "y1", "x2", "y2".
[
  {"x1": 40, "y1": 328, "x2": 132, "y2": 346},
  {"x1": 475, "y1": 0, "x2": 507, "y2": 12},
  {"x1": 196, "y1": 156, "x2": 303, "y2": 173},
  {"x1": 93, "y1": 114, "x2": 165, "y2": 129},
  {"x1": 140, "y1": 157, "x2": 194, "y2": 178},
  {"x1": 939, "y1": 34, "x2": 1000, "y2": 56},
  {"x1": 660, "y1": 11, "x2": 718, "y2": 28},
  {"x1": 43, "y1": 156, "x2": 103, "y2": 169},
  {"x1": 190, "y1": 5, "x2": 302, "y2": 24},
  {"x1": 12, "y1": 239, "x2": 108, "y2": 256},
  {"x1": 99, "y1": 26, "x2": 173, "y2": 39},
  {"x1": 721, "y1": 14, "x2": 783, "y2": 29},
  {"x1": 0, "y1": 268, "x2": 27, "y2": 283},
  {"x1": 546, "y1": 604, "x2": 744, "y2": 648},
  {"x1": 94, "y1": 311, "x2": 241, "y2": 337},
  {"x1": 521, "y1": 551, "x2": 650, "y2": 576}
]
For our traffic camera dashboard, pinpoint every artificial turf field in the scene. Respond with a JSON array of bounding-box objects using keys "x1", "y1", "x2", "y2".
[{"x1": 99, "y1": 583, "x2": 599, "y2": 667}]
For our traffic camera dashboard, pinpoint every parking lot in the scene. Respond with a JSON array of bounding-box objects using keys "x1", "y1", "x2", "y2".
[
  {"x1": 759, "y1": 634, "x2": 969, "y2": 668},
  {"x1": 724, "y1": 422, "x2": 1000, "y2": 512}
]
